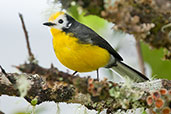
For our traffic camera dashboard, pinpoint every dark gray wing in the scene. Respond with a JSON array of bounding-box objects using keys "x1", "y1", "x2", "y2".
[{"x1": 62, "y1": 17, "x2": 123, "y2": 61}]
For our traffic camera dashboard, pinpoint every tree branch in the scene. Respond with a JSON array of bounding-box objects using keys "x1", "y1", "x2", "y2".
[
  {"x1": 0, "y1": 65, "x2": 7, "y2": 76},
  {"x1": 1, "y1": 62, "x2": 171, "y2": 113}
]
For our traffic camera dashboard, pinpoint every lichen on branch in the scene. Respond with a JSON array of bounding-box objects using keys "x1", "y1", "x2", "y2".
[{"x1": 0, "y1": 62, "x2": 171, "y2": 113}]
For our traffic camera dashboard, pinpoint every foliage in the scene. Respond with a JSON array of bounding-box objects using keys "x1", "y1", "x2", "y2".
[
  {"x1": 68, "y1": 5, "x2": 107, "y2": 32},
  {"x1": 142, "y1": 43, "x2": 171, "y2": 79}
]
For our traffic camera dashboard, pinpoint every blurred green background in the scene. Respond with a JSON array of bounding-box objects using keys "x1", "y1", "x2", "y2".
[{"x1": 142, "y1": 43, "x2": 171, "y2": 80}]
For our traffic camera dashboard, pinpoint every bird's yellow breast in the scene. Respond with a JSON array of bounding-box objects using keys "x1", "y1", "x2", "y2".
[{"x1": 51, "y1": 28, "x2": 110, "y2": 72}]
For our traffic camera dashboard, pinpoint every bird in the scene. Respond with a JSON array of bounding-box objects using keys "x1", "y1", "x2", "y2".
[{"x1": 43, "y1": 11, "x2": 149, "y2": 82}]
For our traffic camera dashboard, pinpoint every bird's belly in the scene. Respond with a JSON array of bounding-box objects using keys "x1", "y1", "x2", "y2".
[{"x1": 52, "y1": 31, "x2": 110, "y2": 72}]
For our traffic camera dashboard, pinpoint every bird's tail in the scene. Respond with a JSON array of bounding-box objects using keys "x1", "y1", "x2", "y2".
[{"x1": 111, "y1": 61, "x2": 149, "y2": 82}]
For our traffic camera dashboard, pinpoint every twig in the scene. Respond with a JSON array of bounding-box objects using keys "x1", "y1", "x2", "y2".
[
  {"x1": 136, "y1": 40, "x2": 145, "y2": 75},
  {"x1": 19, "y1": 13, "x2": 34, "y2": 61},
  {"x1": 0, "y1": 111, "x2": 4, "y2": 114},
  {"x1": 0, "y1": 65, "x2": 7, "y2": 76}
]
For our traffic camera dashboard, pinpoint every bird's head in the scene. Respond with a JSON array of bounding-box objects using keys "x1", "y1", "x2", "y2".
[{"x1": 43, "y1": 12, "x2": 73, "y2": 31}]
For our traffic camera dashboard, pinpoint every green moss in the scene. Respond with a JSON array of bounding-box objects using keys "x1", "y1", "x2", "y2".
[
  {"x1": 92, "y1": 102, "x2": 97, "y2": 108},
  {"x1": 151, "y1": 16, "x2": 163, "y2": 35},
  {"x1": 31, "y1": 98, "x2": 38, "y2": 106},
  {"x1": 58, "y1": 77, "x2": 63, "y2": 81},
  {"x1": 109, "y1": 87, "x2": 115, "y2": 97},
  {"x1": 109, "y1": 87, "x2": 120, "y2": 98}
]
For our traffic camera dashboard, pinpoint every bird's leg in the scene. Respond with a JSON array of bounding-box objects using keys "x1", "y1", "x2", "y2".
[
  {"x1": 96, "y1": 69, "x2": 99, "y2": 81},
  {"x1": 72, "y1": 71, "x2": 77, "y2": 76}
]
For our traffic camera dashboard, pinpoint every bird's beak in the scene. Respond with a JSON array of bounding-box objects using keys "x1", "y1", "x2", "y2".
[{"x1": 43, "y1": 22, "x2": 56, "y2": 26}]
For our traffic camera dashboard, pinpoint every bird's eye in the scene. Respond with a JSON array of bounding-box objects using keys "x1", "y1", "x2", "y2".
[{"x1": 58, "y1": 19, "x2": 63, "y2": 24}]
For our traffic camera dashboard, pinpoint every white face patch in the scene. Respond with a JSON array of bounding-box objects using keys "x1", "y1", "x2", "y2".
[{"x1": 51, "y1": 14, "x2": 70, "y2": 30}]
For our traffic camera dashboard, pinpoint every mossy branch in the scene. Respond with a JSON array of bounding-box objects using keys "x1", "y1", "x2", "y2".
[{"x1": 0, "y1": 63, "x2": 171, "y2": 113}]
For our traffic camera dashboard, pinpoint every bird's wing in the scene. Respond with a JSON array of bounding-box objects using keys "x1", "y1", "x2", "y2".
[{"x1": 66, "y1": 22, "x2": 123, "y2": 61}]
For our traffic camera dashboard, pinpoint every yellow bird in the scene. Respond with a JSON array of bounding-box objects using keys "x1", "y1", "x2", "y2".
[{"x1": 43, "y1": 12, "x2": 149, "y2": 82}]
